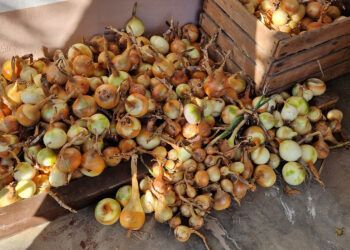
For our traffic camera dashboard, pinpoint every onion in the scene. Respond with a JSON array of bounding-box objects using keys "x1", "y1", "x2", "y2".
[
  {"x1": 213, "y1": 189, "x2": 231, "y2": 210},
  {"x1": 185, "y1": 46, "x2": 201, "y2": 65},
  {"x1": 87, "y1": 113, "x2": 110, "y2": 135},
  {"x1": 24, "y1": 145, "x2": 41, "y2": 163},
  {"x1": 281, "y1": 102, "x2": 298, "y2": 121},
  {"x1": 276, "y1": 126, "x2": 297, "y2": 140},
  {"x1": 280, "y1": 0, "x2": 299, "y2": 15},
  {"x1": 116, "y1": 116, "x2": 141, "y2": 139},
  {"x1": 43, "y1": 127, "x2": 67, "y2": 149},
  {"x1": 306, "y1": 1, "x2": 322, "y2": 19},
  {"x1": 291, "y1": 4, "x2": 305, "y2": 22},
  {"x1": 279, "y1": 140, "x2": 302, "y2": 161},
  {"x1": 163, "y1": 100, "x2": 181, "y2": 119},
  {"x1": 140, "y1": 190, "x2": 156, "y2": 213},
  {"x1": 221, "y1": 105, "x2": 242, "y2": 125},
  {"x1": 94, "y1": 198, "x2": 121, "y2": 225},
  {"x1": 244, "y1": 126, "x2": 266, "y2": 145},
  {"x1": 207, "y1": 165, "x2": 221, "y2": 182},
  {"x1": 182, "y1": 24, "x2": 199, "y2": 43},
  {"x1": 282, "y1": 162, "x2": 306, "y2": 186},
  {"x1": 273, "y1": 110, "x2": 283, "y2": 128},
  {"x1": 308, "y1": 106, "x2": 322, "y2": 122},
  {"x1": 259, "y1": 112, "x2": 275, "y2": 130},
  {"x1": 286, "y1": 96, "x2": 309, "y2": 116},
  {"x1": 49, "y1": 167, "x2": 68, "y2": 187},
  {"x1": 184, "y1": 104, "x2": 201, "y2": 124},
  {"x1": 177, "y1": 146, "x2": 192, "y2": 162},
  {"x1": 21, "y1": 86, "x2": 45, "y2": 104},
  {"x1": 229, "y1": 162, "x2": 245, "y2": 174},
  {"x1": 36, "y1": 148, "x2": 56, "y2": 167},
  {"x1": 81, "y1": 151, "x2": 105, "y2": 177},
  {"x1": 253, "y1": 165, "x2": 276, "y2": 188},
  {"x1": 327, "y1": 6, "x2": 341, "y2": 19},
  {"x1": 0, "y1": 185, "x2": 20, "y2": 207},
  {"x1": 67, "y1": 125, "x2": 88, "y2": 145},
  {"x1": 251, "y1": 146, "x2": 270, "y2": 165},
  {"x1": 15, "y1": 180, "x2": 36, "y2": 199},
  {"x1": 268, "y1": 153, "x2": 280, "y2": 169},
  {"x1": 13, "y1": 162, "x2": 36, "y2": 181},
  {"x1": 126, "y1": 3, "x2": 145, "y2": 37},
  {"x1": 227, "y1": 73, "x2": 246, "y2": 94},
  {"x1": 194, "y1": 98, "x2": 213, "y2": 117},
  {"x1": 150, "y1": 36, "x2": 169, "y2": 55},
  {"x1": 136, "y1": 127, "x2": 160, "y2": 150},
  {"x1": 305, "y1": 78, "x2": 326, "y2": 96},
  {"x1": 327, "y1": 109, "x2": 343, "y2": 122},
  {"x1": 210, "y1": 98, "x2": 226, "y2": 117},
  {"x1": 290, "y1": 115, "x2": 312, "y2": 135},
  {"x1": 272, "y1": 9, "x2": 289, "y2": 26},
  {"x1": 174, "y1": 225, "x2": 210, "y2": 250}
]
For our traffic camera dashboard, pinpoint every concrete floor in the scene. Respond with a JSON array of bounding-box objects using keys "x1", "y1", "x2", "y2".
[{"x1": 1, "y1": 74, "x2": 350, "y2": 250}]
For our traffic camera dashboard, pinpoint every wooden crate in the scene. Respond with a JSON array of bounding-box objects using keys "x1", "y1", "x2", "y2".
[{"x1": 200, "y1": 0, "x2": 350, "y2": 93}]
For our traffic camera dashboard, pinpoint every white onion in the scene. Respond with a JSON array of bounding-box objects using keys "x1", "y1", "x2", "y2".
[
  {"x1": 150, "y1": 36, "x2": 169, "y2": 55},
  {"x1": 14, "y1": 162, "x2": 37, "y2": 181},
  {"x1": 279, "y1": 140, "x2": 302, "y2": 161},
  {"x1": 15, "y1": 180, "x2": 36, "y2": 199},
  {"x1": 300, "y1": 144, "x2": 317, "y2": 164},
  {"x1": 273, "y1": 110, "x2": 283, "y2": 128},
  {"x1": 273, "y1": 94, "x2": 284, "y2": 104},
  {"x1": 281, "y1": 102, "x2": 298, "y2": 121},
  {"x1": 282, "y1": 161, "x2": 306, "y2": 186},
  {"x1": 290, "y1": 115, "x2": 312, "y2": 135},
  {"x1": 259, "y1": 112, "x2": 275, "y2": 130},
  {"x1": 184, "y1": 104, "x2": 201, "y2": 124},
  {"x1": 268, "y1": 153, "x2": 280, "y2": 169},
  {"x1": 49, "y1": 167, "x2": 68, "y2": 187},
  {"x1": 229, "y1": 162, "x2": 245, "y2": 174},
  {"x1": 177, "y1": 146, "x2": 192, "y2": 162},
  {"x1": 251, "y1": 146, "x2": 270, "y2": 165},
  {"x1": 286, "y1": 96, "x2": 309, "y2": 115},
  {"x1": 21, "y1": 86, "x2": 45, "y2": 104},
  {"x1": 307, "y1": 106, "x2": 322, "y2": 122},
  {"x1": 277, "y1": 126, "x2": 297, "y2": 140},
  {"x1": 210, "y1": 98, "x2": 225, "y2": 117}
]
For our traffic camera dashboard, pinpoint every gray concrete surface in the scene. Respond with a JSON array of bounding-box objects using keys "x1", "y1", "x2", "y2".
[{"x1": 1, "y1": 74, "x2": 350, "y2": 250}]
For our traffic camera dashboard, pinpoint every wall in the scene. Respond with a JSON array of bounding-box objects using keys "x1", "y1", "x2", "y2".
[{"x1": 0, "y1": 0, "x2": 202, "y2": 63}]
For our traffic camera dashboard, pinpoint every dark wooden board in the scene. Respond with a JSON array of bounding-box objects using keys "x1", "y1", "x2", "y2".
[
  {"x1": 203, "y1": 0, "x2": 272, "y2": 72},
  {"x1": 265, "y1": 47, "x2": 350, "y2": 91},
  {"x1": 0, "y1": 160, "x2": 148, "y2": 239},
  {"x1": 269, "y1": 34, "x2": 350, "y2": 75},
  {"x1": 200, "y1": 13, "x2": 266, "y2": 87},
  {"x1": 275, "y1": 17, "x2": 350, "y2": 59}
]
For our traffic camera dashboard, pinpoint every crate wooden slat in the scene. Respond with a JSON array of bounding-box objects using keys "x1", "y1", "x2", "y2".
[
  {"x1": 203, "y1": 0, "x2": 272, "y2": 72},
  {"x1": 200, "y1": 13, "x2": 266, "y2": 85},
  {"x1": 268, "y1": 34, "x2": 350, "y2": 75},
  {"x1": 266, "y1": 47, "x2": 350, "y2": 91},
  {"x1": 201, "y1": 0, "x2": 350, "y2": 92},
  {"x1": 275, "y1": 18, "x2": 350, "y2": 59}
]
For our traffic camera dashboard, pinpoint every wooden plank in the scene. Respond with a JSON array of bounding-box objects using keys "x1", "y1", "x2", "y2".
[
  {"x1": 207, "y1": 44, "x2": 241, "y2": 73},
  {"x1": 203, "y1": 0, "x2": 272, "y2": 73},
  {"x1": 266, "y1": 54, "x2": 350, "y2": 93},
  {"x1": 0, "y1": 160, "x2": 148, "y2": 239},
  {"x1": 275, "y1": 17, "x2": 350, "y2": 59},
  {"x1": 200, "y1": 13, "x2": 266, "y2": 87},
  {"x1": 269, "y1": 33, "x2": 350, "y2": 75},
  {"x1": 213, "y1": 0, "x2": 288, "y2": 57}
]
